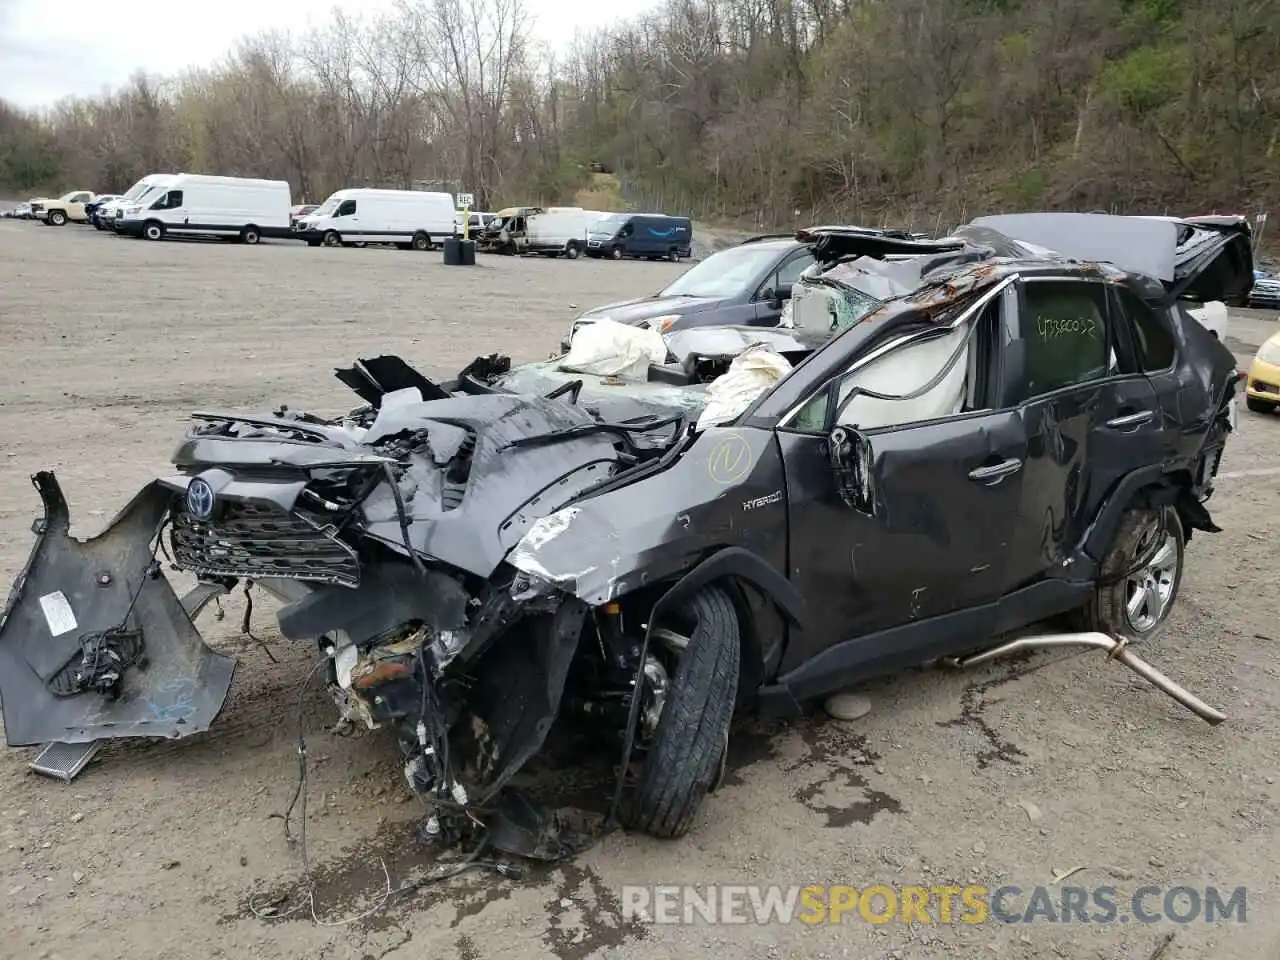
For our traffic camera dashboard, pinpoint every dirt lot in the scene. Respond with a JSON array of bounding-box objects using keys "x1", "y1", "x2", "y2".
[{"x1": 1, "y1": 221, "x2": 1279, "y2": 960}]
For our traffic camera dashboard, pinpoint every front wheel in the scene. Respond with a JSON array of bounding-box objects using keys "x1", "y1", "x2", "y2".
[
  {"x1": 411, "y1": 232, "x2": 431, "y2": 251},
  {"x1": 623, "y1": 584, "x2": 740, "y2": 839},
  {"x1": 610, "y1": 246, "x2": 623, "y2": 260},
  {"x1": 1246, "y1": 396, "x2": 1277, "y2": 414},
  {"x1": 322, "y1": 231, "x2": 342, "y2": 247},
  {"x1": 667, "y1": 248, "x2": 679, "y2": 262},
  {"x1": 143, "y1": 221, "x2": 165, "y2": 242},
  {"x1": 1077, "y1": 506, "x2": 1184, "y2": 644},
  {"x1": 48, "y1": 210, "x2": 67, "y2": 226}
]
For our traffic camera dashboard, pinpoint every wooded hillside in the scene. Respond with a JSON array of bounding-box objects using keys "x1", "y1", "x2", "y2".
[{"x1": 2, "y1": 0, "x2": 1277, "y2": 231}]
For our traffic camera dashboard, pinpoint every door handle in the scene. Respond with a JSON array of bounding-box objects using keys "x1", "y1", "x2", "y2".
[
  {"x1": 968, "y1": 458, "x2": 1023, "y2": 484},
  {"x1": 1105, "y1": 409, "x2": 1154, "y2": 429}
]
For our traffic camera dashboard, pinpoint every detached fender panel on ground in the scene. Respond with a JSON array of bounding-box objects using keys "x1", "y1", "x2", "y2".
[{"x1": 0, "y1": 471, "x2": 235, "y2": 747}]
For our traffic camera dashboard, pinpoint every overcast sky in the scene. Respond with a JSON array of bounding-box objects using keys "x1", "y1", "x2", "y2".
[{"x1": 0, "y1": 0, "x2": 657, "y2": 110}]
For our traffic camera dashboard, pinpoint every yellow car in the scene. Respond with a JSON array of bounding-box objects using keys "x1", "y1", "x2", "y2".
[{"x1": 1246, "y1": 329, "x2": 1280, "y2": 414}]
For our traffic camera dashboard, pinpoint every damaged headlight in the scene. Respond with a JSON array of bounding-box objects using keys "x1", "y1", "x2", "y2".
[{"x1": 647, "y1": 314, "x2": 682, "y2": 333}]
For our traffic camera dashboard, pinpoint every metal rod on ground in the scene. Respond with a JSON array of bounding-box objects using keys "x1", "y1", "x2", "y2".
[{"x1": 948, "y1": 631, "x2": 1227, "y2": 726}]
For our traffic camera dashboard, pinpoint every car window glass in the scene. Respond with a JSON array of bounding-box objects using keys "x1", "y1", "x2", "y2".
[
  {"x1": 337, "y1": 199, "x2": 357, "y2": 216},
  {"x1": 1115, "y1": 287, "x2": 1177, "y2": 371},
  {"x1": 775, "y1": 252, "x2": 816, "y2": 295},
  {"x1": 1020, "y1": 281, "x2": 1109, "y2": 397},
  {"x1": 661, "y1": 244, "x2": 797, "y2": 300}
]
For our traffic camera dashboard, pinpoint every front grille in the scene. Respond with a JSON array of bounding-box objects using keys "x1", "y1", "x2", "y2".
[{"x1": 171, "y1": 501, "x2": 360, "y2": 587}]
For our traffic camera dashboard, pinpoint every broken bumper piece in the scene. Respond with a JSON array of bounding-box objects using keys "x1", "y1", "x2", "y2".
[{"x1": 0, "y1": 471, "x2": 235, "y2": 747}]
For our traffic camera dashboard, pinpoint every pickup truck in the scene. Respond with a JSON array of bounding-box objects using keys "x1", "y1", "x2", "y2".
[{"x1": 34, "y1": 190, "x2": 97, "y2": 226}]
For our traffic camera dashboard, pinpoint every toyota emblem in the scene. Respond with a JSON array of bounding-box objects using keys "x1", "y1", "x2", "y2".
[{"x1": 185, "y1": 478, "x2": 216, "y2": 521}]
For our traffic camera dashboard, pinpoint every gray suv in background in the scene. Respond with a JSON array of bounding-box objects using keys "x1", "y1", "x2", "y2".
[{"x1": 562, "y1": 235, "x2": 816, "y2": 351}]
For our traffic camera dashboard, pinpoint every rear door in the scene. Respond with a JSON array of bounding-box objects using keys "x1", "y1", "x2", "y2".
[{"x1": 1002, "y1": 276, "x2": 1160, "y2": 592}]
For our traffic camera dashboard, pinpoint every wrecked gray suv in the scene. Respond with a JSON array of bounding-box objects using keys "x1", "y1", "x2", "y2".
[{"x1": 0, "y1": 214, "x2": 1245, "y2": 847}]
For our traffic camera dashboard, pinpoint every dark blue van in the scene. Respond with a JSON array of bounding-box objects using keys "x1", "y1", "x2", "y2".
[{"x1": 586, "y1": 213, "x2": 693, "y2": 261}]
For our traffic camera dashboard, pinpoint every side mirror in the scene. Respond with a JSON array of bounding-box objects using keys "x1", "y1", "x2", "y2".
[
  {"x1": 828, "y1": 425, "x2": 875, "y2": 515},
  {"x1": 761, "y1": 288, "x2": 783, "y2": 310}
]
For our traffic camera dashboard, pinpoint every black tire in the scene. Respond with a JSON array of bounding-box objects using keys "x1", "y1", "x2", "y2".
[
  {"x1": 48, "y1": 210, "x2": 67, "y2": 226},
  {"x1": 623, "y1": 584, "x2": 741, "y2": 839},
  {"x1": 412, "y1": 231, "x2": 431, "y2": 251},
  {"x1": 241, "y1": 225, "x2": 261, "y2": 245},
  {"x1": 143, "y1": 220, "x2": 165, "y2": 242},
  {"x1": 565, "y1": 241, "x2": 581, "y2": 260},
  {"x1": 323, "y1": 231, "x2": 342, "y2": 248},
  {"x1": 610, "y1": 245, "x2": 623, "y2": 260},
  {"x1": 1246, "y1": 396, "x2": 1277, "y2": 414},
  {"x1": 1075, "y1": 506, "x2": 1184, "y2": 644},
  {"x1": 667, "y1": 248, "x2": 679, "y2": 262}
]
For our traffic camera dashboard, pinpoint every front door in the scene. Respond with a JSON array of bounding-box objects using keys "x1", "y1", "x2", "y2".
[{"x1": 774, "y1": 296, "x2": 1025, "y2": 692}]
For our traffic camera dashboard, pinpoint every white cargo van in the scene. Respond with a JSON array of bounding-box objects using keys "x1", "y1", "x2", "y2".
[
  {"x1": 116, "y1": 174, "x2": 292, "y2": 243},
  {"x1": 296, "y1": 189, "x2": 456, "y2": 250},
  {"x1": 103, "y1": 174, "x2": 177, "y2": 231},
  {"x1": 525, "y1": 209, "x2": 611, "y2": 259}
]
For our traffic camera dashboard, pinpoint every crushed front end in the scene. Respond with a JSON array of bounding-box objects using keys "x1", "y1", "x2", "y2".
[{"x1": 0, "y1": 355, "x2": 698, "y2": 853}]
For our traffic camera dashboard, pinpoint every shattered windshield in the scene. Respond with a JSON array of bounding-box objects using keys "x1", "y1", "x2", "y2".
[{"x1": 659, "y1": 245, "x2": 786, "y2": 299}]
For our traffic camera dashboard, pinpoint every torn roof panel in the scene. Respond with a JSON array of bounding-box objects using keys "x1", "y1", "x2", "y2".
[{"x1": 970, "y1": 213, "x2": 1180, "y2": 283}]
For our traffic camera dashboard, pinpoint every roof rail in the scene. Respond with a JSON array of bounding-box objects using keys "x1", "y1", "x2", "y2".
[{"x1": 740, "y1": 233, "x2": 796, "y2": 245}]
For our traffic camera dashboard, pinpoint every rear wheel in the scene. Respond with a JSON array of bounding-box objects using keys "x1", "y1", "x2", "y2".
[
  {"x1": 667, "y1": 248, "x2": 679, "y2": 262},
  {"x1": 144, "y1": 221, "x2": 165, "y2": 242},
  {"x1": 240, "y1": 225, "x2": 261, "y2": 245},
  {"x1": 411, "y1": 231, "x2": 431, "y2": 251},
  {"x1": 623, "y1": 584, "x2": 740, "y2": 839},
  {"x1": 565, "y1": 241, "x2": 581, "y2": 260},
  {"x1": 1076, "y1": 506, "x2": 1184, "y2": 644},
  {"x1": 1246, "y1": 396, "x2": 1277, "y2": 414},
  {"x1": 322, "y1": 231, "x2": 342, "y2": 247}
]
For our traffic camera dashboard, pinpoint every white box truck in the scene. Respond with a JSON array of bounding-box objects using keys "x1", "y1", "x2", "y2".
[
  {"x1": 524, "y1": 208, "x2": 612, "y2": 259},
  {"x1": 116, "y1": 174, "x2": 292, "y2": 243},
  {"x1": 295, "y1": 189, "x2": 456, "y2": 250}
]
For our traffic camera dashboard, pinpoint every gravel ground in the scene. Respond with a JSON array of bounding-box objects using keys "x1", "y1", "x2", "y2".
[{"x1": 1, "y1": 221, "x2": 1279, "y2": 960}]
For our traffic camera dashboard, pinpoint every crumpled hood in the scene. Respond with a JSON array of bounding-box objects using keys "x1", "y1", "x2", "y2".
[{"x1": 175, "y1": 392, "x2": 628, "y2": 580}]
